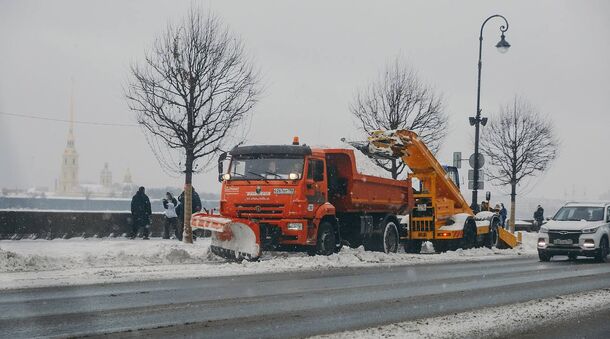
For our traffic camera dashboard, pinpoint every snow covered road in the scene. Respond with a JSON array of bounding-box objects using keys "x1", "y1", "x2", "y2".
[{"x1": 2, "y1": 255, "x2": 610, "y2": 338}]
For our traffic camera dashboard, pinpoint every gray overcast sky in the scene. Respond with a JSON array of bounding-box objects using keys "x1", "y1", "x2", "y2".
[{"x1": 1, "y1": 0, "x2": 609, "y2": 200}]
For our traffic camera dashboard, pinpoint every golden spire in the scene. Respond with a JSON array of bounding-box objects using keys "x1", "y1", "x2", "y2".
[{"x1": 67, "y1": 79, "x2": 75, "y2": 147}]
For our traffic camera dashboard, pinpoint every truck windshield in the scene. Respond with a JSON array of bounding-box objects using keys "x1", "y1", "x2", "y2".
[
  {"x1": 553, "y1": 206, "x2": 605, "y2": 222},
  {"x1": 228, "y1": 155, "x2": 305, "y2": 180}
]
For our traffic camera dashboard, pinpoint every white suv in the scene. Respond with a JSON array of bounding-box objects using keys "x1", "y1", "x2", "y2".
[{"x1": 537, "y1": 202, "x2": 610, "y2": 262}]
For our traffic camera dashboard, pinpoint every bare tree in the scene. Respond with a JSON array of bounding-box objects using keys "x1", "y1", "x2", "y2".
[
  {"x1": 126, "y1": 9, "x2": 260, "y2": 243},
  {"x1": 481, "y1": 97, "x2": 559, "y2": 232},
  {"x1": 350, "y1": 59, "x2": 447, "y2": 179}
]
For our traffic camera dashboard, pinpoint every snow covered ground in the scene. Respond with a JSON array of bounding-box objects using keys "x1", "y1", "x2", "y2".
[
  {"x1": 314, "y1": 289, "x2": 610, "y2": 339},
  {"x1": 0, "y1": 232, "x2": 538, "y2": 290}
]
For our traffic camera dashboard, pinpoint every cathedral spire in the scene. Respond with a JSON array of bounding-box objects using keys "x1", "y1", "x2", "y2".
[
  {"x1": 58, "y1": 79, "x2": 80, "y2": 196},
  {"x1": 67, "y1": 80, "x2": 75, "y2": 147}
]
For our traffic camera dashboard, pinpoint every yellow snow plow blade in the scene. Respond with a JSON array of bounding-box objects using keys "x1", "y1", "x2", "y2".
[
  {"x1": 191, "y1": 213, "x2": 261, "y2": 261},
  {"x1": 498, "y1": 227, "x2": 521, "y2": 248}
]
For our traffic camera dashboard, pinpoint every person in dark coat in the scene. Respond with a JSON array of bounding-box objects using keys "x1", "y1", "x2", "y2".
[
  {"x1": 176, "y1": 187, "x2": 202, "y2": 239},
  {"x1": 162, "y1": 192, "x2": 180, "y2": 240},
  {"x1": 533, "y1": 205, "x2": 544, "y2": 231},
  {"x1": 176, "y1": 187, "x2": 202, "y2": 218},
  {"x1": 130, "y1": 186, "x2": 152, "y2": 239},
  {"x1": 499, "y1": 203, "x2": 508, "y2": 228}
]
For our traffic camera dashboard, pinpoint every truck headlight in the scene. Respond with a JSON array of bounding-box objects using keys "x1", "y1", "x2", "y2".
[
  {"x1": 540, "y1": 227, "x2": 549, "y2": 233},
  {"x1": 582, "y1": 226, "x2": 599, "y2": 234},
  {"x1": 289, "y1": 172, "x2": 300, "y2": 180},
  {"x1": 222, "y1": 173, "x2": 231, "y2": 181},
  {"x1": 287, "y1": 222, "x2": 303, "y2": 230}
]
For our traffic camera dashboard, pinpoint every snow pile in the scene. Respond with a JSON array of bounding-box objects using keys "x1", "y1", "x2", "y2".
[
  {"x1": 0, "y1": 238, "x2": 216, "y2": 273},
  {"x1": 258, "y1": 241, "x2": 533, "y2": 270},
  {"x1": 316, "y1": 289, "x2": 610, "y2": 339}
]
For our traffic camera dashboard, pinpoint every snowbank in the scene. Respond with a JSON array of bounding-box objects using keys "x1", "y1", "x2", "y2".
[
  {"x1": 0, "y1": 238, "x2": 216, "y2": 273},
  {"x1": 315, "y1": 289, "x2": 610, "y2": 339},
  {"x1": 0, "y1": 232, "x2": 538, "y2": 290}
]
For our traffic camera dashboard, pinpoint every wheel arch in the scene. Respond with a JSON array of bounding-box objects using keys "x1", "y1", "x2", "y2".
[{"x1": 382, "y1": 214, "x2": 400, "y2": 228}]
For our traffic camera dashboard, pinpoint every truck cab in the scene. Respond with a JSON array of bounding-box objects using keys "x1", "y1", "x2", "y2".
[{"x1": 219, "y1": 144, "x2": 328, "y2": 249}]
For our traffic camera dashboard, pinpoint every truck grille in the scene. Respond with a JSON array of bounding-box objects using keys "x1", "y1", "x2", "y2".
[
  {"x1": 548, "y1": 230, "x2": 581, "y2": 246},
  {"x1": 236, "y1": 204, "x2": 285, "y2": 219},
  {"x1": 411, "y1": 217, "x2": 434, "y2": 232}
]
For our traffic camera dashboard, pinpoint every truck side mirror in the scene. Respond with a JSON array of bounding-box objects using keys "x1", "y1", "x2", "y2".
[
  {"x1": 218, "y1": 152, "x2": 227, "y2": 182},
  {"x1": 485, "y1": 191, "x2": 491, "y2": 201}
]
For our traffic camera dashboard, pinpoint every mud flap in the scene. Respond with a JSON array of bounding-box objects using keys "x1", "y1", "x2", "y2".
[{"x1": 191, "y1": 213, "x2": 261, "y2": 261}]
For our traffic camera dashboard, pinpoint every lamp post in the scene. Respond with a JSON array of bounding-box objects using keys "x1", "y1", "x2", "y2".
[{"x1": 470, "y1": 14, "x2": 511, "y2": 212}]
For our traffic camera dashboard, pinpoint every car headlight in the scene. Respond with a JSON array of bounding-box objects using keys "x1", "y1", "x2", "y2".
[
  {"x1": 540, "y1": 227, "x2": 549, "y2": 233},
  {"x1": 287, "y1": 222, "x2": 303, "y2": 231},
  {"x1": 582, "y1": 226, "x2": 600, "y2": 234}
]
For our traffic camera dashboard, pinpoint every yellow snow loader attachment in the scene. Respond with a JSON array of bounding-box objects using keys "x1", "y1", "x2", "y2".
[{"x1": 350, "y1": 129, "x2": 520, "y2": 250}]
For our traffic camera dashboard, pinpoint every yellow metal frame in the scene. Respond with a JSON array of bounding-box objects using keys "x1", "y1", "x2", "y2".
[{"x1": 367, "y1": 129, "x2": 519, "y2": 248}]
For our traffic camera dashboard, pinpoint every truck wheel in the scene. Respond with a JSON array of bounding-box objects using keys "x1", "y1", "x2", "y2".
[
  {"x1": 314, "y1": 222, "x2": 336, "y2": 256},
  {"x1": 432, "y1": 240, "x2": 449, "y2": 253},
  {"x1": 382, "y1": 221, "x2": 399, "y2": 253},
  {"x1": 594, "y1": 237, "x2": 609, "y2": 263},
  {"x1": 461, "y1": 222, "x2": 477, "y2": 250},
  {"x1": 404, "y1": 239, "x2": 422, "y2": 254},
  {"x1": 538, "y1": 250, "x2": 552, "y2": 262}
]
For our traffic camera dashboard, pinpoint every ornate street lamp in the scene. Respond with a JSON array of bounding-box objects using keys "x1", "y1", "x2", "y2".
[{"x1": 470, "y1": 14, "x2": 511, "y2": 212}]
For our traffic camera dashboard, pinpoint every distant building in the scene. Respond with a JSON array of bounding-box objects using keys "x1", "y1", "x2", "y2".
[
  {"x1": 53, "y1": 86, "x2": 137, "y2": 198},
  {"x1": 100, "y1": 163, "x2": 112, "y2": 188},
  {"x1": 123, "y1": 168, "x2": 133, "y2": 184},
  {"x1": 57, "y1": 92, "x2": 80, "y2": 196}
]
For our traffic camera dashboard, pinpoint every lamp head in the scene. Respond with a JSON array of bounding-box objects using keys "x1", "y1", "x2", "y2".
[{"x1": 495, "y1": 33, "x2": 511, "y2": 54}]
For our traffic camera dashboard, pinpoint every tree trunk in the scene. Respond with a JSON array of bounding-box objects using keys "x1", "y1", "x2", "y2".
[
  {"x1": 182, "y1": 156, "x2": 194, "y2": 244},
  {"x1": 391, "y1": 159, "x2": 398, "y2": 179},
  {"x1": 509, "y1": 180, "x2": 516, "y2": 233}
]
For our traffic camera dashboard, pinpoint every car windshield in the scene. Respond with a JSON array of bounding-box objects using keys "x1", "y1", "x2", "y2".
[
  {"x1": 553, "y1": 206, "x2": 605, "y2": 222},
  {"x1": 228, "y1": 155, "x2": 304, "y2": 180}
]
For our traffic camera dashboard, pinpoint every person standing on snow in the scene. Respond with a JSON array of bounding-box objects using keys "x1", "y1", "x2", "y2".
[
  {"x1": 162, "y1": 192, "x2": 180, "y2": 240},
  {"x1": 499, "y1": 203, "x2": 508, "y2": 228},
  {"x1": 533, "y1": 205, "x2": 544, "y2": 231},
  {"x1": 130, "y1": 186, "x2": 152, "y2": 240}
]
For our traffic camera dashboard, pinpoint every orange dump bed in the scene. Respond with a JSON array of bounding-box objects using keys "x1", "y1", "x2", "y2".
[{"x1": 320, "y1": 149, "x2": 411, "y2": 214}]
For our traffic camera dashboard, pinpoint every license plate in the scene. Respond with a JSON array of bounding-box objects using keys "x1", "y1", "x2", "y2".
[
  {"x1": 554, "y1": 239, "x2": 573, "y2": 245},
  {"x1": 417, "y1": 204, "x2": 427, "y2": 212}
]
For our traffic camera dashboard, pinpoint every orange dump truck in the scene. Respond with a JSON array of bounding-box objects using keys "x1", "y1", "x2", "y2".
[{"x1": 191, "y1": 139, "x2": 412, "y2": 260}]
